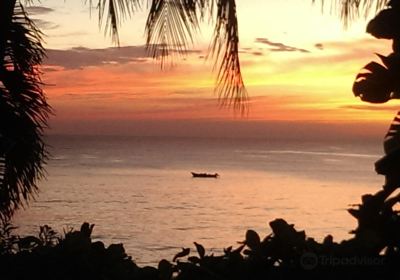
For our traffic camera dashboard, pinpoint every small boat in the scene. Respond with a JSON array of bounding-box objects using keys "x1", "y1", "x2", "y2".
[{"x1": 191, "y1": 172, "x2": 219, "y2": 178}]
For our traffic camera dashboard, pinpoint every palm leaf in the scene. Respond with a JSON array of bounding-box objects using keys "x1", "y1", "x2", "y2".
[
  {"x1": 93, "y1": 0, "x2": 247, "y2": 111},
  {"x1": 90, "y1": 0, "x2": 393, "y2": 111},
  {"x1": 352, "y1": 53, "x2": 400, "y2": 103},
  {"x1": 145, "y1": 0, "x2": 199, "y2": 65},
  {"x1": 209, "y1": 0, "x2": 248, "y2": 114},
  {"x1": 0, "y1": 2, "x2": 51, "y2": 220},
  {"x1": 314, "y1": 0, "x2": 389, "y2": 27},
  {"x1": 89, "y1": 0, "x2": 141, "y2": 44}
]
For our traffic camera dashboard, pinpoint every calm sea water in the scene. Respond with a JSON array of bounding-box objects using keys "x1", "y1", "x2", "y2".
[{"x1": 14, "y1": 135, "x2": 385, "y2": 265}]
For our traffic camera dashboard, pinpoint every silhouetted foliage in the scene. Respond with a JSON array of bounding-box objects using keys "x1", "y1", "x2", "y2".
[
  {"x1": 90, "y1": 0, "x2": 248, "y2": 111},
  {"x1": 2, "y1": 206, "x2": 400, "y2": 280},
  {"x1": 0, "y1": 1, "x2": 52, "y2": 221},
  {"x1": 315, "y1": 0, "x2": 389, "y2": 26},
  {"x1": 354, "y1": 0, "x2": 400, "y2": 192},
  {"x1": 353, "y1": 0, "x2": 400, "y2": 103}
]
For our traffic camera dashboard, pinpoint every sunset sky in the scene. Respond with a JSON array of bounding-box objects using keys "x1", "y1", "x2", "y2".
[{"x1": 31, "y1": 0, "x2": 399, "y2": 138}]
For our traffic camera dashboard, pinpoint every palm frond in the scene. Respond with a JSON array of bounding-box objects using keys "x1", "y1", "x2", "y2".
[
  {"x1": 144, "y1": 0, "x2": 247, "y2": 112},
  {"x1": 209, "y1": 0, "x2": 248, "y2": 114},
  {"x1": 145, "y1": 0, "x2": 200, "y2": 66},
  {"x1": 90, "y1": 0, "x2": 141, "y2": 45},
  {"x1": 314, "y1": 0, "x2": 389, "y2": 26},
  {"x1": 5, "y1": 3, "x2": 45, "y2": 76},
  {"x1": 0, "y1": 1, "x2": 51, "y2": 220},
  {"x1": 90, "y1": 0, "x2": 247, "y2": 111}
]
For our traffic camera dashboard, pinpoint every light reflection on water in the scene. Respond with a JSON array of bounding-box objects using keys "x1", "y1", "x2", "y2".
[{"x1": 14, "y1": 135, "x2": 383, "y2": 265}]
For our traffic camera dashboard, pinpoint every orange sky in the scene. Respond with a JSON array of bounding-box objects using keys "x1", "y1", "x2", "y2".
[{"x1": 30, "y1": 0, "x2": 400, "y2": 138}]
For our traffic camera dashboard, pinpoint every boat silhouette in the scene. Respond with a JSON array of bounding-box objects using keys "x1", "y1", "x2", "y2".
[{"x1": 191, "y1": 172, "x2": 219, "y2": 178}]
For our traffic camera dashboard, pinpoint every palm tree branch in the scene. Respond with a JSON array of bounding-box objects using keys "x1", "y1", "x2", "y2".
[
  {"x1": 145, "y1": 0, "x2": 200, "y2": 66},
  {"x1": 209, "y1": 0, "x2": 248, "y2": 113},
  {"x1": 89, "y1": 0, "x2": 141, "y2": 45},
  {"x1": 0, "y1": 1, "x2": 51, "y2": 220},
  {"x1": 314, "y1": 0, "x2": 389, "y2": 26}
]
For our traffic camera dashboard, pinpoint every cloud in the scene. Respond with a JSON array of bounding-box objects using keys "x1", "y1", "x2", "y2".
[
  {"x1": 251, "y1": 51, "x2": 264, "y2": 56},
  {"x1": 43, "y1": 66, "x2": 61, "y2": 72},
  {"x1": 258, "y1": 38, "x2": 392, "y2": 76},
  {"x1": 239, "y1": 48, "x2": 264, "y2": 56},
  {"x1": 45, "y1": 45, "x2": 203, "y2": 69},
  {"x1": 25, "y1": 6, "x2": 55, "y2": 15},
  {"x1": 315, "y1": 43, "x2": 324, "y2": 50},
  {"x1": 32, "y1": 18, "x2": 59, "y2": 30},
  {"x1": 58, "y1": 91, "x2": 149, "y2": 101},
  {"x1": 341, "y1": 104, "x2": 400, "y2": 112},
  {"x1": 255, "y1": 38, "x2": 310, "y2": 53},
  {"x1": 25, "y1": 6, "x2": 58, "y2": 30},
  {"x1": 45, "y1": 46, "x2": 152, "y2": 69},
  {"x1": 51, "y1": 31, "x2": 90, "y2": 38},
  {"x1": 239, "y1": 48, "x2": 264, "y2": 57}
]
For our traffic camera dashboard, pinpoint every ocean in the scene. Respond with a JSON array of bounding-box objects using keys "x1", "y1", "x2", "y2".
[{"x1": 13, "y1": 135, "x2": 385, "y2": 265}]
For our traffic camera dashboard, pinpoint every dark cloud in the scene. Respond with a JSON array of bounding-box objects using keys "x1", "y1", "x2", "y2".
[
  {"x1": 45, "y1": 46, "x2": 152, "y2": 69},
  {"x1": 45, "y1": 45, "x2": 202, "y2": 69},
  {"x1": 168, "y1": 48, "x2": 202, "y2": 54},
  {"x1": 32, "y1": 18, "x2": 59, "y2": 30},
  {"x1": 60, "y1": 92, "x2": 119, "y2": 101},
  {"x1": 341, "y1": 104, "x2": 400, "y2": 112},
  {"x1": 42, "y1": 66, "x2": 60, "y2": 72},
  {"x1": 52, "y1": 31, "x2": 90, "y2": 38},
  {"x1": 251, "y1": 51, "x2": 264, "y2": 56},
  {"x1": 315, "y1": 43, "x2": 324, "y2": 50},
  {"x1": 255, "y1": 38, "x2": 310, "y2": 53},
  {"x1": 167, "y1": 89, "x2": 208, "y2": 97},
  {"x1": 26, "y1": 6, "x2": 55, "y2": 15},
  {"x1": 239, "y1": 48, "x2": 264, "y2": 56},
  {"x1": 26, "y1": 6, "x2": 58, "y2": 30}
]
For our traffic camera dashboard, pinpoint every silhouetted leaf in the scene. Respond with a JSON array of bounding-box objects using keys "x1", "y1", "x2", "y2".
[
  {"x1": 194, "y1": 242, "x2": 205, "y2": 258},
  {"x1": 209, "y1": 0, "x2": 248, "y2": 113},
  {"x1": 80, "y1": 222, "x2": 95, "y2": 238},
  {"x1": 223, "y1": 246, "x2": 232, "y2": 255},
  {"x1": 348, "y1": 208, "x2": 360, "y2": 219},
  {"x1": 245, "y1": 229, "x2": 260, "y2": 250},
  {"x1": 382, "y1": 111, "x2": 400, "y2": 155},
  {"x1": 232, "y1": 244, "x2": 245, "y2": 254},
  {"x1": 173, "y1": 247, "x2": 190, "y2": 262},
  {"x1": 158, "y1": 259, "x2": 173, "y2": 280},
  {"x1": 145, "y1": 0, "x2": 198, "y2": 65},
  {"x1": 188, "y1": 256, "x2": 201, "y2": 263},
  {"x1": 313, "y1": 0, "x2": 388, "y2": 27},
  {"x1": 88, "y1": 0, "x2": 141, "y2": 45},
  {"x1": 353, "y1": 53, "x2": 400, "y2": 103},
  {"x1": 18, "y1": 236, "x2": 41, "y2": 250}
]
